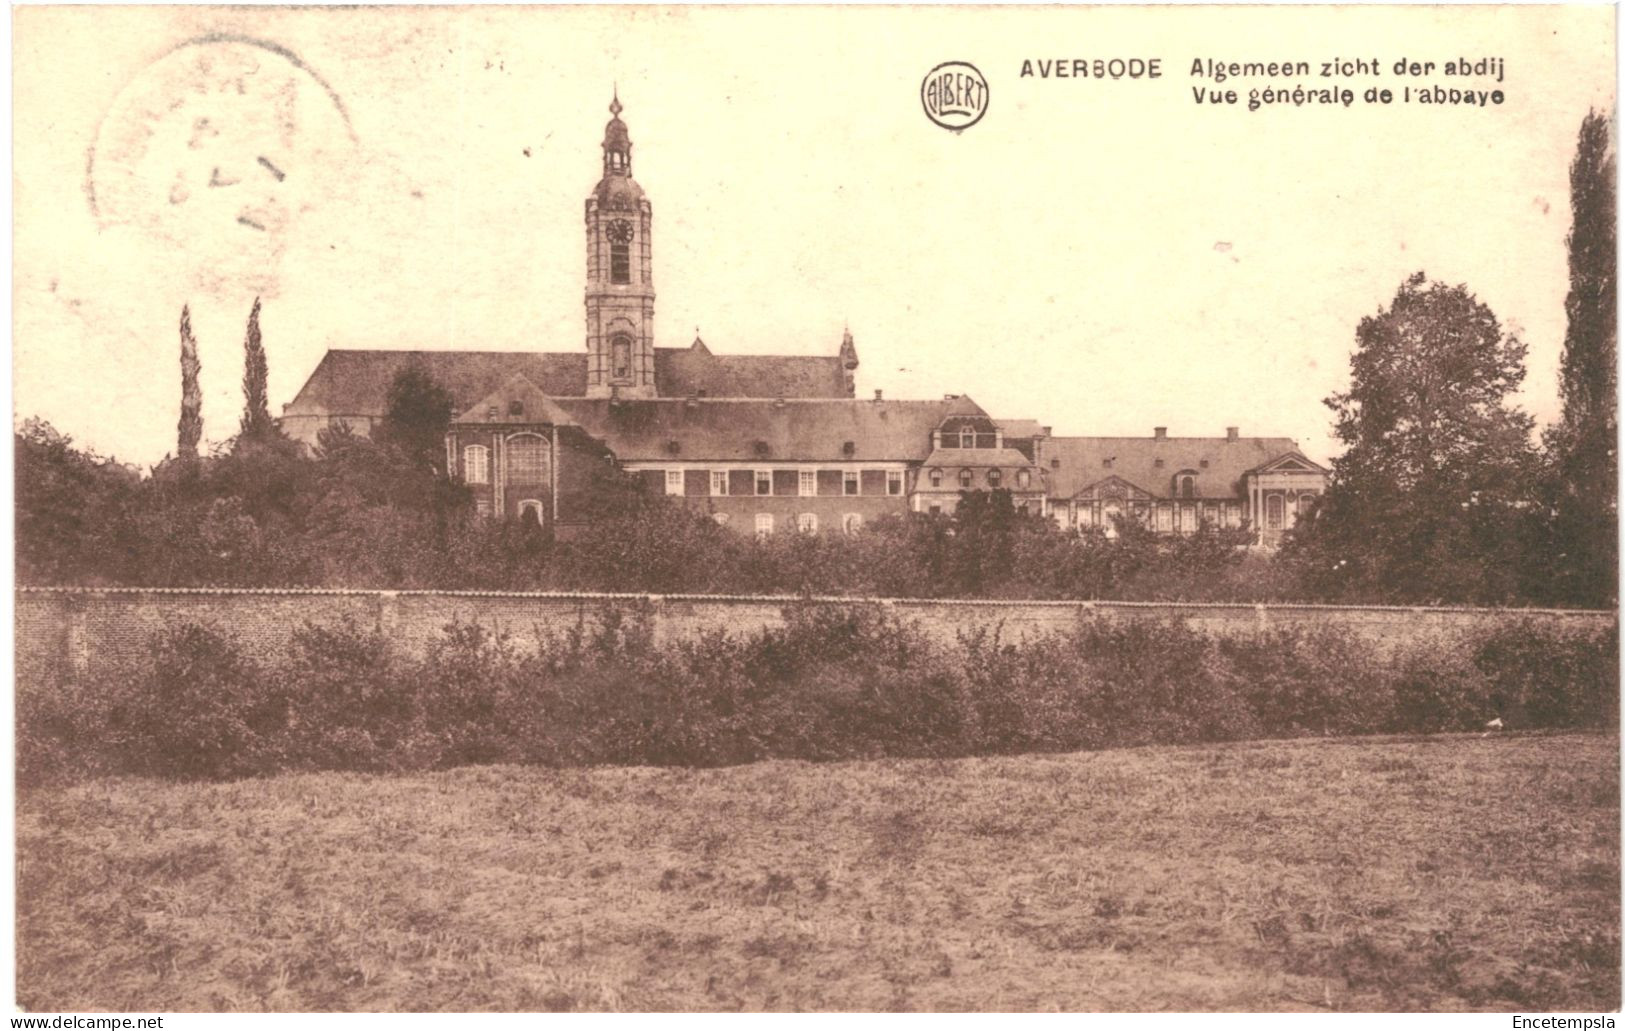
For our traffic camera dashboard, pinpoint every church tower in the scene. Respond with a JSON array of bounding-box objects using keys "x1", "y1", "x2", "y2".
[{"x1": 584, "y1": 91, "x2": 656, "y2": 399}]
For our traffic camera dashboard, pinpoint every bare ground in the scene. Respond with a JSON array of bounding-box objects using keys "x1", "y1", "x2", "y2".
[{"x1": 16, "y1": 732, "x2": 1620, "y2": 1012}]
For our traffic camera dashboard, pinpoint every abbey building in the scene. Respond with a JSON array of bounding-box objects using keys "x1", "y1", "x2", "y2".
[{"x1": 280, "y1": 94, "x2": 1325, "y2": 544}]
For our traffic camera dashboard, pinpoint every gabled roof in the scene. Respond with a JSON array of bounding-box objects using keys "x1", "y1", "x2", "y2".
[
  {"x1": 1045, "y1": 435, "x2": 1307, "y2": 500},
  {"x1": 454, "y1": 374, "x2": 579, "y2": 426},
  {"x1": 652, "y1": 347, "x2": 851, "y2": 399},
  {"x1": 551, "y1": 395, "x2": 986, "y2": 462},
  {"x1": 283, "y1": 350, "x2": 588, "y2": 417}
]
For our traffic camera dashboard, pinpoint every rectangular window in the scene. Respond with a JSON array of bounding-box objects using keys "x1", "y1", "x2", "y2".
[
  {"x1": 665, "y1": 470, "x2": 683, "y2": 496},
  {"x1": 475, "y1": 498, "x2": 492, "y2": 517},
  {"x1": 755, "y1": 513, "x2": 774, "y2": 537},
  {"x1": 886, "y1": 470, "x2": 903, "y2": 496},
  {"x1": 797, "y1": 512, "x2": 818, "y2": 534},
  {"x1": 1156, "y1": 503, "x2": 1173, "y2": 532},
  {"x1": 755, "y1": 470, "x2": 772, "y2": 496},
  {"x1": 610, "y1": 242, "x2": 630, "y2": 285},
  {"x1": 711, "y1": 471, "x2": 729, "y2": 496},
  {"x1": 799, "y1": 470, "x2": 817, "y2": 497},
  {"x1": 843, "y1": 470, "x2": 860, "y2": 496}
]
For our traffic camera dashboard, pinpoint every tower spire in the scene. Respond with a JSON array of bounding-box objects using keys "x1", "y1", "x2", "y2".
[{"x1": 602, "y1": 87, "x2": 631, "y2": 176}]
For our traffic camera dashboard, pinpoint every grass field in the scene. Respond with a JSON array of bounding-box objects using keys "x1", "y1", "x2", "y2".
[{"x1": 16, "y1": 732, "x2": 1620, "y2": 1012}]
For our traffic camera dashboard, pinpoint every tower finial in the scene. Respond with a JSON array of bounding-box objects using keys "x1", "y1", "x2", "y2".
[{"x1": 609, "y1": 86, "x2": 622, "y2": 118}]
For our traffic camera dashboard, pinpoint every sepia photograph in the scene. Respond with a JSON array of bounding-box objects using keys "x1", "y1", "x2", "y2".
[{"x1": 9, "y1": 2, "x2": 1620, "y2": 1015}]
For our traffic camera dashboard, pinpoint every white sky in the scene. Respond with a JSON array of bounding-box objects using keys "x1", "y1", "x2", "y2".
[{"x1": 12, "y1": 5, "x2": 1617, "y2": 467}]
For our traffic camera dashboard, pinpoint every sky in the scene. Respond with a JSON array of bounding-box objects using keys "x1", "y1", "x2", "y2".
[{"x1": 11, "y1": 4, "x2": 1617, "y2": 468}]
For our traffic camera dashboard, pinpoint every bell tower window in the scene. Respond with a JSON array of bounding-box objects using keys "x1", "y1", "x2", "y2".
[{"x1": 606, "y1": 220, "x2": 634, "y2": 285}]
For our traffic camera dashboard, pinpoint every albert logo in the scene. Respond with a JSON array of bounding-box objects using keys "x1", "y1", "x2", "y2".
[{"x1": 921, "y1": 61, "x2": 989, "y2": 131}]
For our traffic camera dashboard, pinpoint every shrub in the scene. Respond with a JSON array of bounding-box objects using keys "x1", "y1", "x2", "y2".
[
  {"x1": 1473, "y1": 621, "x2": 1620, "y2": 729},
  {"x1": 121, "y1": 622, "x2": 282, "y2": 780}
]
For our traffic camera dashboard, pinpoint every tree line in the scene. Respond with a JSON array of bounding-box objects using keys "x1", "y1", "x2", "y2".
[{"x1": 13, "y1": 112, "x2": 1617, "y2": 607}]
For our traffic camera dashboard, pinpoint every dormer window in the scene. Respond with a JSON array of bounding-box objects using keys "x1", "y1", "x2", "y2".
[
  {"x1": 508, "y1": 399, "x2": 524, "y2": 418},
  {"x1": 959, "y1": 468, "x2": 974, "y2": 489},
  {"x1": 988, "y1": 469, "x2": 1003, "y2": 488},
  {"x1": 1016, "y1": 469, "x2": 1031, "y2": 489},
  {"x1": 959, "y1": 428, "x2": 975, "y2": 449},
  {"x1": 930, "y1": 469, "x2": 943, "y2": 487}
]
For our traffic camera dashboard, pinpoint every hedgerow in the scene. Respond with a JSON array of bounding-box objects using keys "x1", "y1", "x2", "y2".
[{"x1": 16, "y1": 607, "x2": 1617, "y2": 786}]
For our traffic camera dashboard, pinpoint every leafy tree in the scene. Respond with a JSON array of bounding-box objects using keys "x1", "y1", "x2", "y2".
[
  {"x1": 373, "y1": 364, "x2": 457, "y2": 473},
  {"x1": 177, "y1": 305, "x2": 202, "y2": 461},
  {"x1": 1543, "y1": 110, "x2": 1617, "y2": 606},
  {"x1": 1300, "y1": 272, "x2": 1539, "y2": 603},
  {"x1": 15, "y1": 419, "x2": 140, "y2": 584},
  {"x1": 950, "y1": 489, "x2": 1020, "y2": 595},
  {"x1": 237, "y1": 297, "x2": 274, "y2": 443}
]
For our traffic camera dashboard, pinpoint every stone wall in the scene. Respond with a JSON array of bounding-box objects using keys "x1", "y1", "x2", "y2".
[{"x1": 15, "y1": 588, "x2": 1615, "y2": 684}]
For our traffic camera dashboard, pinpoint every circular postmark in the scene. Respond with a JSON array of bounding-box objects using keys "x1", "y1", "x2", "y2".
[
  {"x1": 88, "y1": 35, "x2": 357, "y2": 297},
  {"x1": 921, "y1": 61, "x2": 990, "y2": 132}
]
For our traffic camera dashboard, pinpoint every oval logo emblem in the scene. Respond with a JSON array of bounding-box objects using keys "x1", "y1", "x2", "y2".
[{"x1": 921, "y1": 61, "x2": 989, "y2": 132}]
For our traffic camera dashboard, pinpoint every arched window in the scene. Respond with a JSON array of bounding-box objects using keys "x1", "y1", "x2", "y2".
[
  {"x1": 611, "y1": 335, "x2": 633, "y2": 381},
  {"x1": 1298, "y1": 493, "x2": 1317, "y2": 518},
  {"x1": 958, "y1": 468, "x2": 974, "y2": 489},
  {"x1": 1016, "y1": 469, "x2": 1031, "y2": 489},
  {"x1": 987, "y1": 469, "x2": 1003, "y2": 488},
  {"x1": 843, "y1": 513, "x2": 863, "y2": 534},
  {"x1": 1266, "y1": 494, "x2": 1285, "y2": 529},
  {"x1": 507, "y1": 434, "x2": 548, "y2": 483},
  {"x1": 463, "y1": 445, "x2": 489, "y2": 485},
  {"x1": 517, "y1": 499, "x2": 545, "y2": 527},
  {"x1": 610, "y1": 234, "x2": 631, "y2": 284},
  {"x1": 1179, "y1": 475, "x2": 1196, "y2": 498}
]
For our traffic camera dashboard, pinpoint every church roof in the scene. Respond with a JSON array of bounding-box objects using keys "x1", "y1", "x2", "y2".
[
  {"x1": 282, "y1": 346, "x2": 855, "y2": 420},
  {"x1": 1044, "y1": 435, "x2": 1307, "y2": 500},
  {"x1": 652, "y1": 347, "x2": 852, "y2": 398},
  {"x1": 284, "y1": 350, "x2": 590, "y2": 418},
  {"x1": 551, "y1": 395, "x2": 987, "y2": 463}
]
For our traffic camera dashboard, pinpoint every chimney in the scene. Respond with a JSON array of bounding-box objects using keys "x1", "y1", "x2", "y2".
[
  {"x1": 873, "y1": 389, "x2": 884, "y2": 402},
  {"x1": 1154, "y1": 427, "x2": 1167, "y2": 440},
  {"x1": 1226, "y1": 426, "x2": 1239, "y2": 442}
]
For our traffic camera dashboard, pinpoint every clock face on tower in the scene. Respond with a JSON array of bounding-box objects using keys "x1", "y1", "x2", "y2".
[{"x1": 606, "y1": 219, "x2": 634, "y2": 245}]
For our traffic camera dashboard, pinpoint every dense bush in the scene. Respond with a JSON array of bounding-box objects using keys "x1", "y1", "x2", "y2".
[{"x1": 16, "y1": 607, "x2": 1618, "y2": 786}]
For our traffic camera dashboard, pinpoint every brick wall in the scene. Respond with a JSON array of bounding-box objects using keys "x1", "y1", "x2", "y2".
[{"x1": 15, "y1": 588, "x2": 1615, "y2": 686}]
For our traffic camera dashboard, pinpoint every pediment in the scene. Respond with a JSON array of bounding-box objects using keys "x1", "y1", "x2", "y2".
[
  {"x1": 1073, "y1": 475, "x2": 1153, "y2": 502},
  {"x1": 1253, "y1": 451, "x2": 1327, "y2": 475}
]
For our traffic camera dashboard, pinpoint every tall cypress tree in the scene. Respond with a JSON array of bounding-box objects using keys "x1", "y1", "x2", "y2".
[
  {"x1": 238, "y1": 297, "x2": 273, "y2": 442},
  {"x1": 1546, "y1": 110, "x2": 1617, "y2": 606},
  {"x1": 177, "y1": 305, "x2": 202, "y2": 461}
]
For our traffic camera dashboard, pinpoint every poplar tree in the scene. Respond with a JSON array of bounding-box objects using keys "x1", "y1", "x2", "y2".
[
  {"x1": 238, "y1": 297, "x2": 274, "y2": 442},
  {"x1": 1544, "y1": 110, "x2": 1617, "y2": 606},
  {"x1": 177, "y1": 305, "x2": 202, "y2": 461}
]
